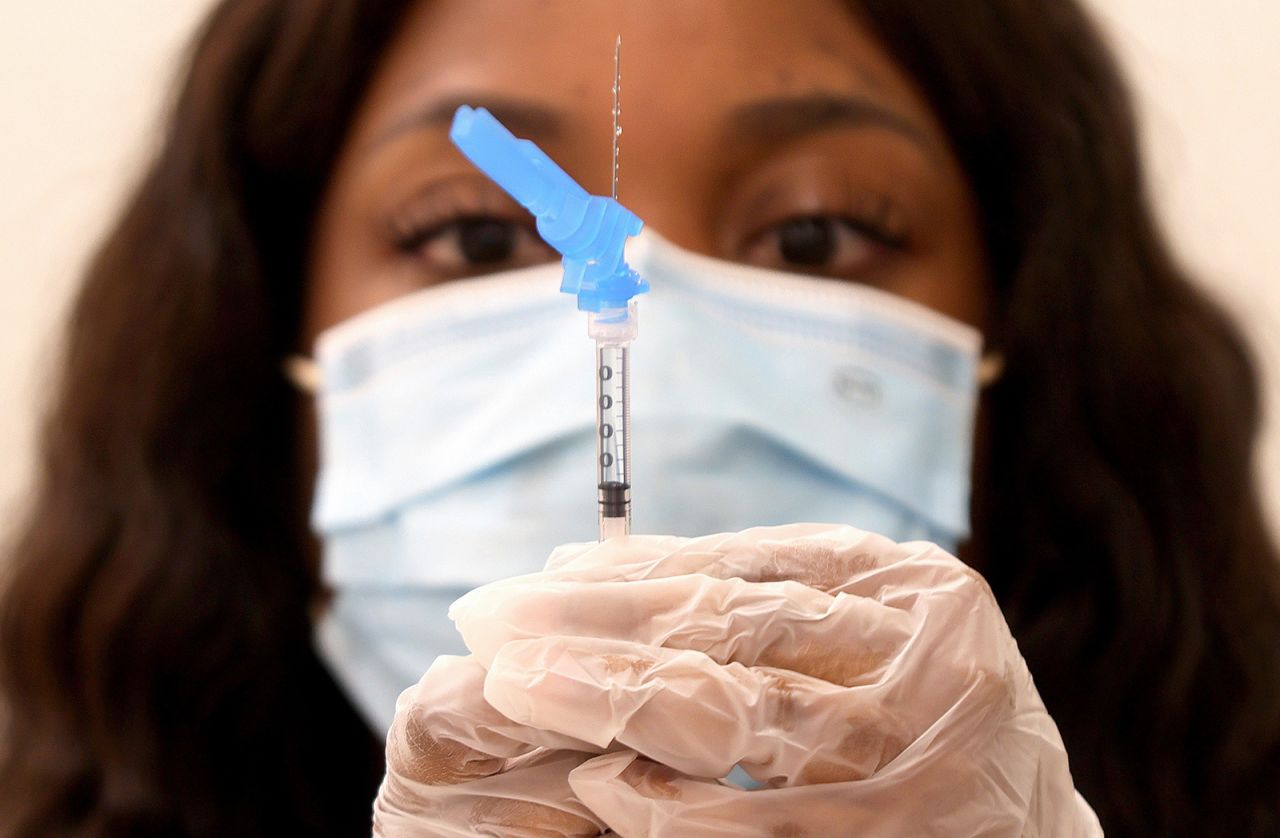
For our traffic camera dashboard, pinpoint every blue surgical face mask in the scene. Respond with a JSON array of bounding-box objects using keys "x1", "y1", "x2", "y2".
[{"x1": 306, "y1": 231, "x2": 982, "y2": 732}]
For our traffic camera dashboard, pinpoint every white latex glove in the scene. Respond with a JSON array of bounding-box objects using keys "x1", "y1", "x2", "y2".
[
  {"x1": 448, "y1": 524, "x2": 1103, "y2": 837},
  {"x1": 372, "y1": 653, "x2": 610, "y2": 837}
]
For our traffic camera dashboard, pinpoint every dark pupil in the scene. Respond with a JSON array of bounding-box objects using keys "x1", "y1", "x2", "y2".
[
  {"x1": 458, "y1": 219, "x2": 516, "y2": 263},
  {"x1": 778, "y1": 217, "x2": 834, "y2": 266}
]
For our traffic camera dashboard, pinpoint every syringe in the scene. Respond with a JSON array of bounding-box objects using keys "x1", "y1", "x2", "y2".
[
  {"x1": 449, "y1": 50, "x2": 647, "y2": 540},
  {"x1": 596, "y1": 36, "x2": 633, "y2": 538}
]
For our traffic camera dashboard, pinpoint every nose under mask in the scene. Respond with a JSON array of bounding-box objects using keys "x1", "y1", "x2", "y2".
[{"x1": 308, "y1": 230, "x2": 982, "y2": 732}]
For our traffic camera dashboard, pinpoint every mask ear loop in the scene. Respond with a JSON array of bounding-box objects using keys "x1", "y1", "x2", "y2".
[
  {"x1": 284, "y1": 354, "x2": 321, "y2": 395},
  {"x1": 978, "y1": 351, "x2": 1005, "y2": 388}
]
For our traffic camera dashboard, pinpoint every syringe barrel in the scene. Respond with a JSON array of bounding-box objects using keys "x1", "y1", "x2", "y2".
[{"x1": 596, "y1": 338, "x2": 632, "y2": 537}]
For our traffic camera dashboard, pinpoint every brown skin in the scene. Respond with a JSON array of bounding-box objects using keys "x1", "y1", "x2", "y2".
[{"x1": 305, "y1": 0, "x2": 991, "y2": 344}]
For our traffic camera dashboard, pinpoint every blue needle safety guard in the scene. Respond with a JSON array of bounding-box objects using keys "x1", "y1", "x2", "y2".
[{"x1": 448, "y1": 105, "x2": 648, "y2": 314}]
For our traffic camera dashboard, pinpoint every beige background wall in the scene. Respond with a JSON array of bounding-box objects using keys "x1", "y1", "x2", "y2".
[
  {"x1": 1, "y1": 2, "x2": 1277, "y2": 533},
  {"x1": 0, "y1": 1, "x2": 215, "y2": 524}
]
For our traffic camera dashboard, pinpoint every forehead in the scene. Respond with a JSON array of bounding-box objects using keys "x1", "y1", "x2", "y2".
[{"x1": 351, "y1": 0, "x2": 943, "y2": 159}]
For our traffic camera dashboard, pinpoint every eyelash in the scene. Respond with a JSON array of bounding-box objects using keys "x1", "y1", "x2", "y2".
[
  {"x1": 824, "y1": 212, "x2": 905, "y2": 248},
  {"x1": 389, "y1": 188, "x2": 528, "y2": 254},
  {"x1": 390, "y1": 215, "x2": 534, "y2": 252},
  {"x1": 731, "y1": 188, "x2": 911, "y2": 280},
  {"x1": 386, "y1": 180, "x2": 559, "y2": 281},
  {"x1": 761, "y1": 191, "x2": 909, "y2": 249}
]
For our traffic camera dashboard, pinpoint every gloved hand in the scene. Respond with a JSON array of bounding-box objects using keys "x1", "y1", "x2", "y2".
[{"x1": 375, "y1": 524, "x2": 1103, "y2": 836}]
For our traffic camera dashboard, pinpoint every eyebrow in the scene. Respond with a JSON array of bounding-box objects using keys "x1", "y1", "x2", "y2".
[
  {"x1": 370, "y1": 94, "x2": 565, "y2": 153},
  {"x1": 730, "y1": 93, "x2": 935, "y2": 156},
  {"x1": 369, "y1": 91, "x2": 934, "y2": 163}
]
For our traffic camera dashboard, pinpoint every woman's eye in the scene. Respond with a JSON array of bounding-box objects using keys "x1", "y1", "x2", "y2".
[
  {"x1": 408, "y1": 217, "x2": 556, "y2": 275},
  {"x1": 741, "y1": 216, "x2": 899, "y2": 277}
]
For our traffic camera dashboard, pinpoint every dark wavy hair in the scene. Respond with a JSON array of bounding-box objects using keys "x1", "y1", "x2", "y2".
[
  {"x1": 0, "y1": 2, "x2": 417, "y2": 835},
  {"x1": 853, "y1": 3, "x2": 1280, "y2": 833},
  {"x1": 1, "y1": 0, "x2": 1277, "y2": 835}
]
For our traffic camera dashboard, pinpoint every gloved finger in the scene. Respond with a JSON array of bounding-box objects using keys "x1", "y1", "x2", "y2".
[
  {"x1": 438, "y1": 536, "x2": 705, "y2": 632},
  {"x1": 460, "y1": 535, "x2": 717, "y2": 602},
  {"x1": 569, "y1": 751, "x2": 749, "y2": 836},
  {"x1": 534, "y1": 524, "x2": 912, "y2": 592},
  {"x1": 376, "y1": 657, "x2": 610, "y2": 837},
  {"x1": 700, "y1": 529, "x2": 994, "y2": 610},
  {"x1": 446, "y1": 525, "x2": 904, "y2": 654},
  {"x1": 483, "y1": 636, "x2": 915, "y2": 785},
  {"x1": 533, "y1": 525, "x2": 985, "y2": 612},
  {"x1": 391, "y1": 655, "x2": 601, "y2": 765},
  {"x1": 568, "y1": 749, "x2": 942, "y2": 838},
  {"x1": 453, "y1": 525, "x2": 941, "y2": 644},
  {"x1": 452, "y1": 572, "x2": 913, "y2": 685},
  {"x1": 571, "y1": 739, "x2": 1103, "y2": 838},
  {"x1": 542, "y1": 534, "x2": 692, "y2": 572},
  {"x1": 375, "y1": 749, "x2": 607, "y2": 838},
  {"x1": 569, "y1": 751, "x2": 840, "y2": 838}
]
